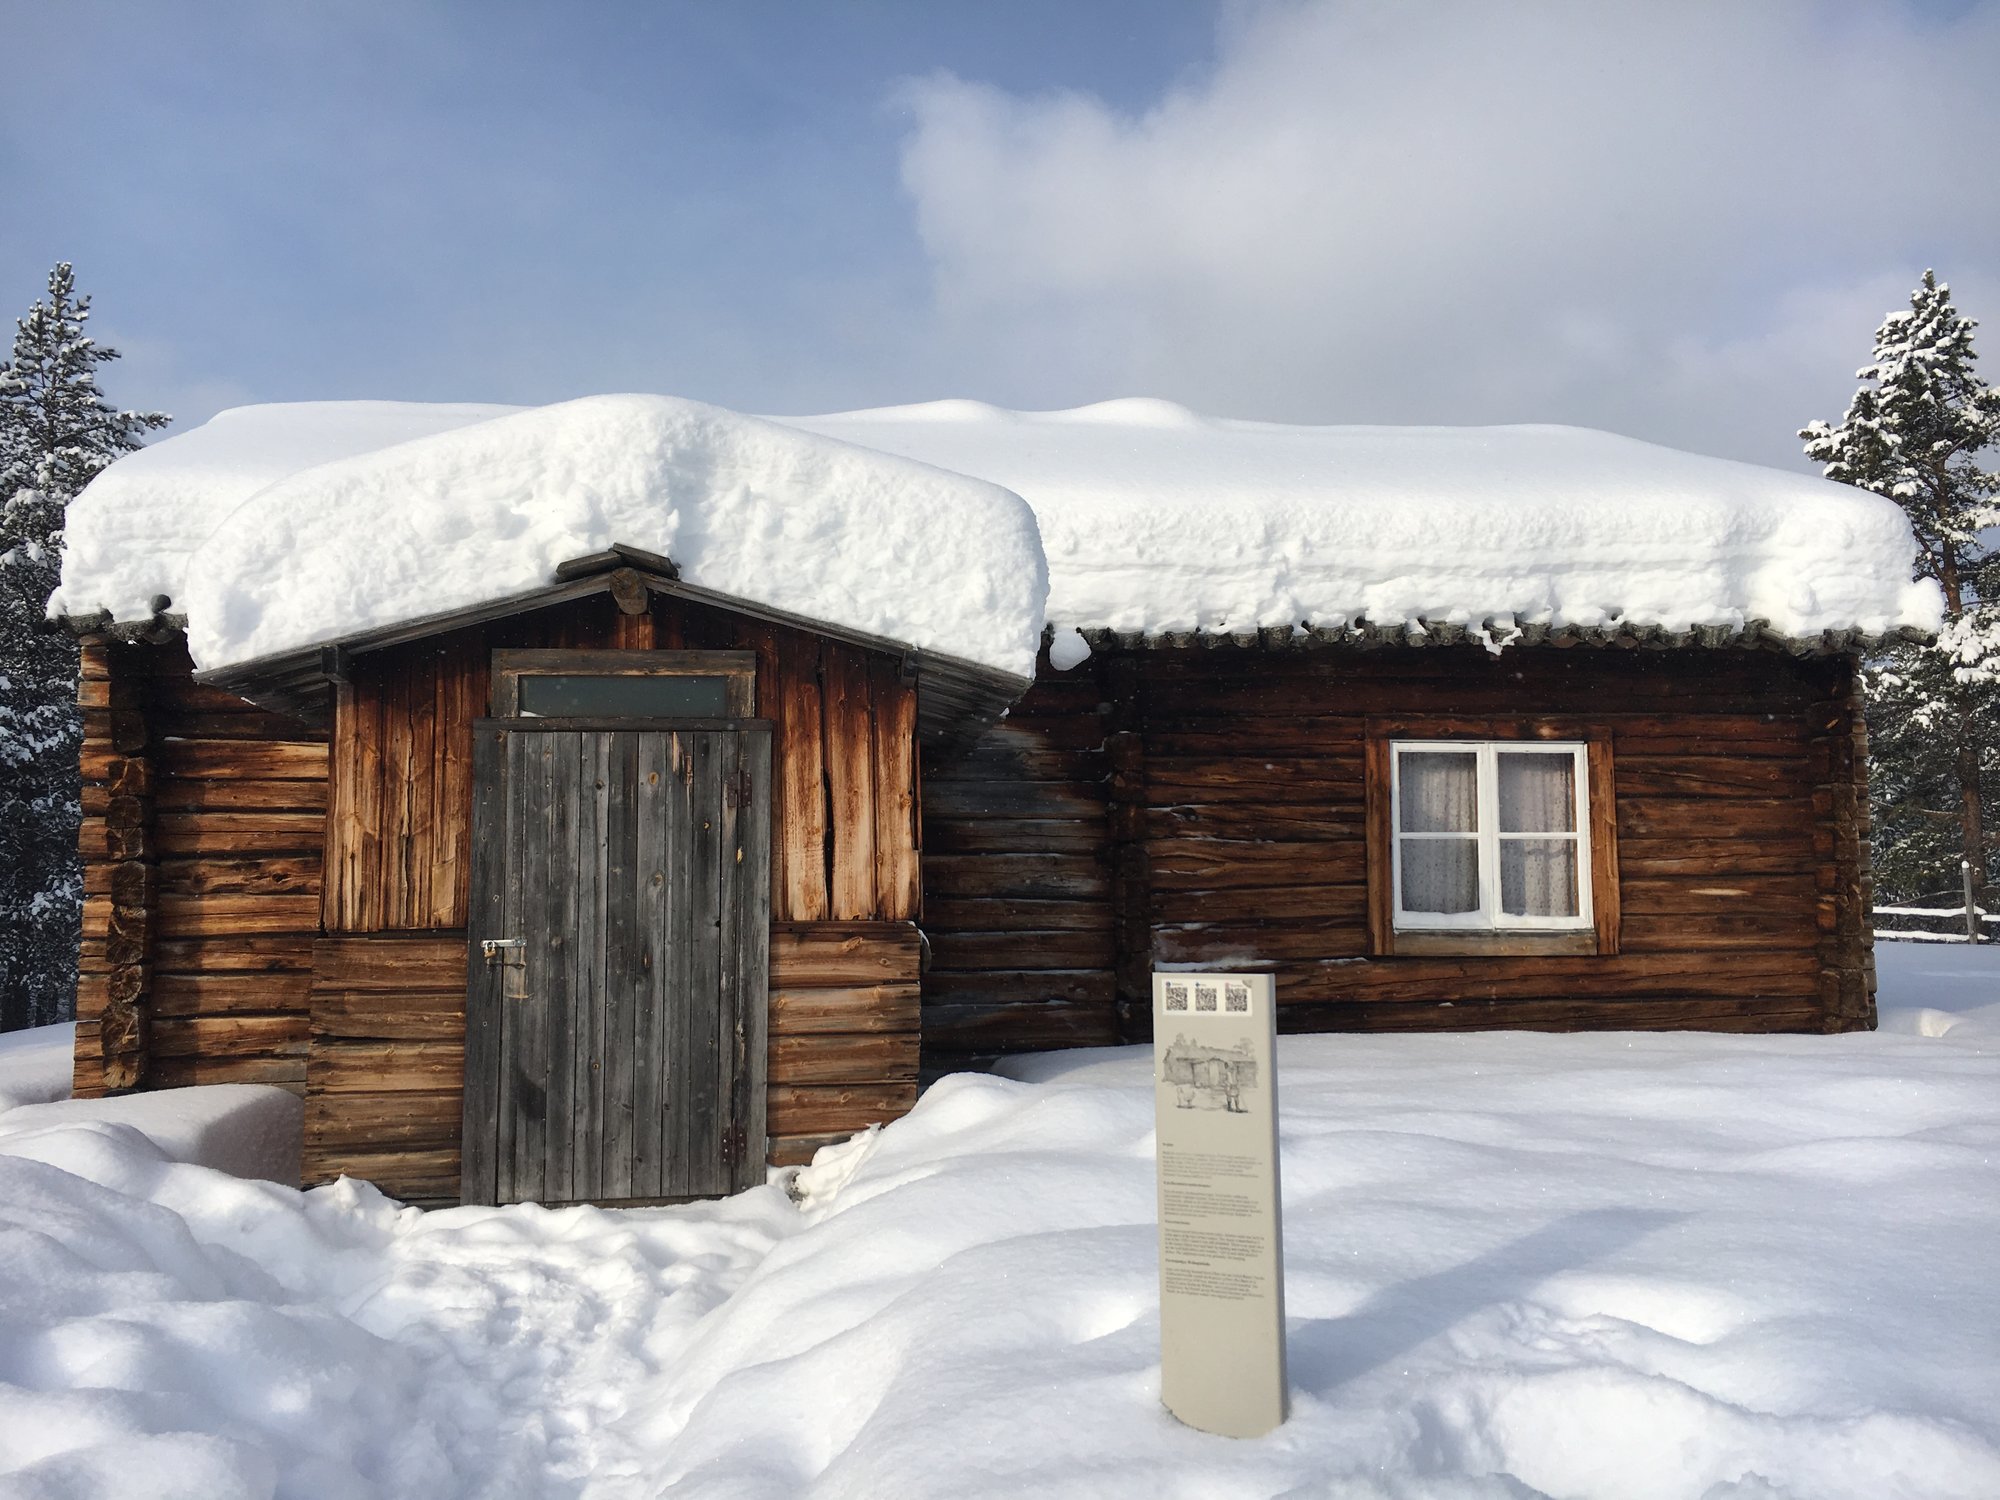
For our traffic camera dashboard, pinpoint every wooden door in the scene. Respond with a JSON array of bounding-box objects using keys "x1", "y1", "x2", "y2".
[{"x1": 460, "y1": 719, "x2": 772, "y2": 1205}]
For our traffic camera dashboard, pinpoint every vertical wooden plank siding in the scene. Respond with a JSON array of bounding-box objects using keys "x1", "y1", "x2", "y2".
[
  {"x1": 731, "y1": 729, "x2": 775, "y2": 1185},
  {"x1": 870, "y1": 655, "x2": 921, "y2": 921},
  {"x1": 776, "y1": 631, "x2": 832, "y2": 922},
  {"x1": 320, "y1": 594, "x2": 921, "y2": 936},
  {"x1": 824, "y1": 646, "x2": 876, "y2": 920},
  {"x1": 457, "y1": 724, "x2": 506, "y2": 1204}
]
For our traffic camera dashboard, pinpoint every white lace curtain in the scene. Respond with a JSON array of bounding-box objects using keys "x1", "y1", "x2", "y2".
[
  {"x1": 1398, "y1": 749, "x2": 1580, "y2": 918},
  {"x1": 1399, "y1": 752, "x2": 1478, "y2": 913},
  {"x1": 1497, "y1": 753, "x2": 1578, "y2": 918}
]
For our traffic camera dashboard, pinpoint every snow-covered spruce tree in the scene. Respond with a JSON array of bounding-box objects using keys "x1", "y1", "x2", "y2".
[
  {"x1": 1802, "y1": 271, "x2": 2000, "y2": 906},
  {"x1": 0, "y1": 264, "x2": 168, "y2": 1030}
]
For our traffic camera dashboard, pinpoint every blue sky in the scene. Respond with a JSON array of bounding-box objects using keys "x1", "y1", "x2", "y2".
[{"x1": 3, "y1": 1, "x2": 1997, "y2": 469}]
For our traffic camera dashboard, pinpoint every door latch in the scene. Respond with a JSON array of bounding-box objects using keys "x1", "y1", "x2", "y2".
[{"x1": 480, "y1": 937, "x2": 525, "y2": 964}]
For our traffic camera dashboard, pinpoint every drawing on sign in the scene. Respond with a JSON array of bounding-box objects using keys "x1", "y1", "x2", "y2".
[{"x1": 1159, "y1": 1035, "x2": 1260, "y2": 1113}]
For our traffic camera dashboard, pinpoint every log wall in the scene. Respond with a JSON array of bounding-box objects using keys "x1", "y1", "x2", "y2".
[
  {"x1": 74, "y1": 640, "x2": 327, "y2": 1098},
  {"x1": 304, "y1": 933, "x2": 467, "y2": 1203},
  {"x1": 918, "y1": 643, "x2": 1875, "y2": 1069}
]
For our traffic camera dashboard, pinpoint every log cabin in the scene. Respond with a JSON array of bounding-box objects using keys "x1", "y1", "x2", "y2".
[{"x1": 51, "y1": 394, "x2": 1940, "y2": 1205}]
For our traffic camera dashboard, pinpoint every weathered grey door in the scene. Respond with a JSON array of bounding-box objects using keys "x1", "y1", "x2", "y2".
[{"x1": 460, "y1": 719, "x2": 771, "y2": 1205}]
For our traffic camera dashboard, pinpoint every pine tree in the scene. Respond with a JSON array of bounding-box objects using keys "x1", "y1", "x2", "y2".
[
  {"x1": 1802, "y1": 271, "x2": 2000, "y2": 905},
  {"x1": 0, "y1": 265, "x2": 168, "y2": 1030}
]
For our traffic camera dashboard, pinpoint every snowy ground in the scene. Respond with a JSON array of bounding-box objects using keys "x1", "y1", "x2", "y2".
[{"x1": 1, "y1": 955, "x2": 1996, "y2": 1499}]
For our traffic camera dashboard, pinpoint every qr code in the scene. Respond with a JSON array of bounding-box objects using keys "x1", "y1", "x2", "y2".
[
  {"x1": 1226, "y1": 982, "x2": 1250, "y2": 1013},
  {"x1": 1195, "y1": 984, "x2": 1218, "y2": 1012},
  {"x1": 1164, "y1": 982, "x2": 1189, "y2": 1012}
]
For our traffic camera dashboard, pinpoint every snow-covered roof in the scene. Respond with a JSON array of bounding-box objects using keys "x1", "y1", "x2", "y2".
[
  {"x1": 787, "y1": 399, "x2": 1943, "y2": 647},
  {"x1": 54, "y1": 396, "x2": 1050, "y2": 679},
  {"x1": 58, "y1": 394, "x2": 1941, "y2": 681}
]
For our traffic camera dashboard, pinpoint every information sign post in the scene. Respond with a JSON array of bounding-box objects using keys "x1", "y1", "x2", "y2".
[{"x1": 1152, "y1": 970, "x2": 1288, "y2": 1438}]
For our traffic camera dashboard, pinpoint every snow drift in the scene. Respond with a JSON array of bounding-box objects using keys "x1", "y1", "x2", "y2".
[
  {"x1": 53, "y1": 396, "x2": 1050, "y2": 680},
  {"x1": 791, "y1": 399, "x2": 1944, "y2": 642},
  {"x1": 1, "y1": 948, "x2": 1997, "y2": 1498}
]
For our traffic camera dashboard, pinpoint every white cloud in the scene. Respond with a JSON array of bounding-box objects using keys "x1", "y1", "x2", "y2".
[{"x1": 895, "y1": 0, "x2": 2000, "y2": 467}]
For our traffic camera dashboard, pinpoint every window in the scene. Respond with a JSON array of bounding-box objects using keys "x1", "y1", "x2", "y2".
[
  {"x1": 1365, "y1": 726, "x2": 1618, "y2": 957},
  {"x1": 492, "y1": 649, "x2": 756, "y2": 718},
  {"x1": 1391, "y1": 741, "x2": 1591, "y2": 930}
]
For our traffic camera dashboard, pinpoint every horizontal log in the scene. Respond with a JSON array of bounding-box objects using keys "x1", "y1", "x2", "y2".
[
  {"x1": 310, "y1": 1041, "x2": 465, "y2": 1093},
  {"x1": 1615, "y1": 798, "x2": 1812, "y2": 838},
  {"x1": 770, "y1": 923, "x2": 922, "y2": 988},
  {"x1": 156, "y1": 739, "x2": 328, "y2": 780},
  {"x1": 921, "y1": 819, "x2": 1108, "y2": 856},
  {"x1": 1147, "y1": 804, "x2": 1362, "y2": 841},
  {"x1": 922, "y1": 780, "x2": 1106, "y2": 820},
  {"x1": 770, "y1": 984, "x2": 921, "y2": 1035},
  {"x1": 921, "y1": 897, "x2": 1109, "y2": 933},
  {"x1": 921, "y1": 855, "x2": 1108, "y2": 902},
  {"x1": 82, "y1": 706, "x2": 148, "y2": 754},
  {"x1": 77, "y1": 817, "x2": 147, "y2": 861},
  {"x1": 152, "y1": 935, "x2": 317, "y2": 975},
  {"x1": 769, "y1": 1032, "x2": 921, "y2": 1085},
  {"x1": 1152, "y1": 921, "x2": 1369, "y2": 965},
  {"x1": 766, "y1": 1081, "x2": 918, "y2": 1136},
  {"x1": 1620, "y1": 913, "x2": 1821, "y2": 951},
  {"x1": 311, "y1": 933, "x2": 469, "y2": 991},
  {"x1": 1151, "y1": 884, "x2": 1366, "y2": 923},
  {"x1": 155, "y1": 779, "x2": 329, "y2": 812},
  {"x1": 921, "y1": 999, "x2": 1119, "y2": 1051},
  {"x1": 1147, "y1": 840, "x2": 1365, "y2": 890},
  {"x1": 154, "y1": 813, "x2": 326, "y2": 856},
  {"x1": 1268, "y1": 949, "x2": 1822, "y2": 1004},
  {"x1": 1617, "y1": 844, "x2": 1815, "y2": 878},
  {"x1": 942, "y1": 736, "x2": 1105, "y2": 782},
  {"x1": 310, "y1": 992, "x2": 466, "y2": 1040},
  {"x1": 923, "y1": 969, "x2": 1117, "y2": 1008},
  {"x1": 306, "y1": 1091, "x2": 461, "y2": 1148},
  {"x1": 151, "y1": 1014, "x2": 309, "y2": 1059},
  {"x1": 153, "y1": 972, "x2": 314, "y2": 1016},
  {"x1": 768, "y1": 1132, "x2": 863, "y2": 1168},
  {"x1": 149, "y1": 1055, "x2": 306, "y2": 1091},
  {"x1": 301, "y1": 1147, "x2": 459, "y2": 1198},
  {"x1": 156, "y1": 894, "x2": 323, "y2": 937},
  {"x1": 157, "y1": 856, "x2": 322, "y2": 898},
  {"x1": 1613, "y1": 756, "x2": 1811, "y2": 797},
  {"x1": 79, "y1": 748, "x2": 152, "y2": 790},
  {"x1": 926, "y1": 929, "x2": 1115, "y2": 972},
  {"x1": 142, "y1": 711, "x2": 324, "y2": 742},
  {"x1": 1621, "y1": 876, "x2": 1821, "y2": 914}
]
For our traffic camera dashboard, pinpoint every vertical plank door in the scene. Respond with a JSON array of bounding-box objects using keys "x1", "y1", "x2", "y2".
[{"x1": 461, "y1": 722, "x2": 772, "y2": 1204}]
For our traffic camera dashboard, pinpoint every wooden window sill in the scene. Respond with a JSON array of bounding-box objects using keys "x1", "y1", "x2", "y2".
[{"x1": 1386, "y1": 929, "x2": 1600, "y2": 957}]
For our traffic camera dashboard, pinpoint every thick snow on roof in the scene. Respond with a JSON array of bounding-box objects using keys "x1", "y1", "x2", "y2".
[
  {"x1": 787, "y1": 399, "x2": 1944, "y2": 642},
  {"x1": 57, "y1": 396, "x2": 1049, "y2": 678},
  {"x1": 52, "y1": 400, "x2": 517, "y2": 625}
]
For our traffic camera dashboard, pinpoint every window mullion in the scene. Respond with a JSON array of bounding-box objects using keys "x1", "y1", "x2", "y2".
[{"x1": 1478, "y1": 743, "x2": 1499, "y2": 927}]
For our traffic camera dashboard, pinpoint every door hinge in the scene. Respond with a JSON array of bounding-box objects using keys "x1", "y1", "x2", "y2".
[
  {"x1": 725, "y1": 767, "x2": 753, "y2": 808},
  {"x1": 720, "y1": 1124, "x2": 747, "y2": 1165}
]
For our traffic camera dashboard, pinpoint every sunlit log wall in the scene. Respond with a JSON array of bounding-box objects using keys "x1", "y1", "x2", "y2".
[
  {"x1": 72, "y1": 640, "x2": 328, "y2": 1099},
  {"x1": 917, "y1": 641, "x2": 1874, "y2": 1075}
]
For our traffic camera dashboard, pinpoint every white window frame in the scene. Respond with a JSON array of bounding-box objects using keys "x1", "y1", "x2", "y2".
[{"x1": 1389, "y1": 740, "x2": 1594, "y2": 932}]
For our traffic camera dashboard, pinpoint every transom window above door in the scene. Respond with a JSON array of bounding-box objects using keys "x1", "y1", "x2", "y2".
[
  {"x1": 1390, "y1": 740, "x2": 1593, "y2": 931},
  {"x1": 492, "y1": 649, "x2": 757, "y2": 719}
]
